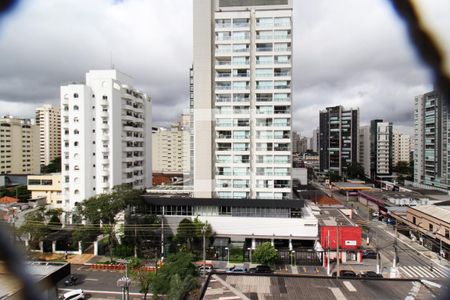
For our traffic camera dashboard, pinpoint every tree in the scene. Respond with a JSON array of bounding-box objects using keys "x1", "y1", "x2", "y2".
[
  {"x1": 41, "y1": 156, "x2": 61, "y2": 174},
  {"x1": 167, "y1": 274, "x2": 197, "y2": 300},
  {"x1": 17, "y1": 208, "x2": 51, "y2": 249},
  {"x1": 175, "y1": 218, "x2": 212, "y2": 252},
  {"x1": 78, "y1": 184, "x2": 144, "y2": 262},
  {"x1": 253, "y1": 242, "x2": 278, "y2": 266},
  {"x1": 152, "y1": 251, "x2": 199, "y2": 298},
  {"x1": 327, "y1": 171, "x2": 342, "y2": 183},
  {"x1": 393, "y1": 161, "x2": 410, "y2": 174},
  {"x1": 46, "y1": 209, "x2": 63, "y2": 229},
  {"x1": 346, "y1": 162, "x2": 366, "y2": 180},
  {"x1": 131, "y1": 261, "x2": 156, "y2": 300}
]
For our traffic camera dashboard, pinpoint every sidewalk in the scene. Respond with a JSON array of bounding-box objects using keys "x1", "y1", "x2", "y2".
[{"x1": 374, "y1": 220, "x2": 449, "y2": 268}]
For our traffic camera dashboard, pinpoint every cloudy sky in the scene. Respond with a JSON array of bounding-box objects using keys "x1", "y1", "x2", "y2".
[{"x1": 0, "y1": 0, "x2": 449, "y2": 137}]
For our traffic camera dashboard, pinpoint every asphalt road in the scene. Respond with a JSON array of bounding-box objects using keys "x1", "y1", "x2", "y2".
[
  {"x1": 312, "y1": 181, "x2": 450, "y2": 283},
  {"x1": 57, "y1": 265, "x2": 145, "y2": 299}
]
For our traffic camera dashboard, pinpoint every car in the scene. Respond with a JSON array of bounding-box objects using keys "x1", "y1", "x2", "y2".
[
  {"x1": 251, "y1": 265, "x2": 272, "y2": 274},
  {"x1": 59, "y1": 289, "x2": 84, "y2": 300},
  {"x1": 331, "y1": 270, "x2": 357, "y2": 278},
  {"x1": 362, "y1": 249, "x2": 378, "y2": 259},
  {"x1": 226, "y1": 265, "x2": 247, "y2": 273},
  {"x1": 198, "y1": 265, "x2": 213, "y2": 273},
  {"x1": 359, "y1": 271, "x2": 383, "y2": 279}
]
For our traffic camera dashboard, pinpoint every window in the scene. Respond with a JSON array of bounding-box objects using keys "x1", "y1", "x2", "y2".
[
  {"x1": 74, "y1": 141, "x2": 79, "y2": 146},
  {"x1": 429, "y1": 224, "x2": 433, "y2": 232},
  {"x1": 73, "y1": 93, "x2": 78, "y2": 98},
  {"x1": 102, "y1": 95, "x2": 108, "y2": 100},
  {"x1": 413, "y1": 216, "x2": 416, "y2": 224},
  {"x1": 73, "y1": 105, "x2": 79, "y2": 110},
  {"x1": 74, "y1": 190, "x2": 79, "y2": 195},
  {"x1": 74, "y1": 130, "x2": 79, "y2": 135}
]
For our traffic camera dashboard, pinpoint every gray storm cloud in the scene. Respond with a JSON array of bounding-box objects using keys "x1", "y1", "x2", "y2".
[{"x1": 0, "y1": 0, "x2": 448, "y2": 136}]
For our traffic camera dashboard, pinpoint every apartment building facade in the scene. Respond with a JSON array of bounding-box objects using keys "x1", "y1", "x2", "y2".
[
  {"x1": 370, "y1": 120, "x2": 393, "y2": 177},
  {"x1": 193, "y1": 0, "x2": 293, "y2": 199},
  {"x1": 414, "y1": 90, "x2": 449, "y2": 190},
  {"x1": 27, "y1": 173, "x2": 62, "y2": 209},
  {"x1": 358, "y1": 125, "x2": 371, "y2": 178},
  {"x1": 319, "y1": 106, "x2": 359, "y2": 176},
  {"x1": 152, "y1": 122, "x2": 190, "y2": 175},
  {"x1": 0, "y1": 116, "x2": 40, "y2": 175},
  {"x1": 36, "y1": 104, "x2": 61, "y2": 167},
  {"x1": 60, "y1": 70, "x2": 152, "y2": 210},
  {"x1": 393, "y1": 131, "x2": 412, "y2": 166}
]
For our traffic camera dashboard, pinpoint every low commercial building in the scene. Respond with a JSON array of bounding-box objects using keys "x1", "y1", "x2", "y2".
[
  {"x1": 142, "y1": 196, "x2": 318, "y2": 254},
  {"x1": 27, "y1": 173, "x2": 62, "y2": 209},
  {"x1": 359, "y1": 190, "x2": 437, "y2": 218},
  {"x1": 317, "y1": 208, "x2": 363, "y2": 265},
  {"x1": 394, "y1": 203, "x2": 450, "y2": 257}
]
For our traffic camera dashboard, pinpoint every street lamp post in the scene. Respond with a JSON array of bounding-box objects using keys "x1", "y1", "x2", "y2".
[
  {"x1": 247, "y1": 247, "x2": 252, "y2": 263},
  {"x1": 201, "y1": 225, "x2": 207, "y2": 278},
  {"x1": 225, "y1": 247, "x2": 230, "y2": 263}
]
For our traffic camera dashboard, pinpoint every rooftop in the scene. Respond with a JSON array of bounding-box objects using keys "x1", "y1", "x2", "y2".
[
  {"x1": 332, "y1": 182, "x2": 373, "y2": 191},
  {"x1": 316, "y1": 207, "x2": 356, "y2": 226},
  {"x1": 410, "y1": 205, "x2": 450, "y2": 224}
]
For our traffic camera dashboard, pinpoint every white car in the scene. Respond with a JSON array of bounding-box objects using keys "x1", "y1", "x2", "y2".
[{"x1": 60, "y1": 289, "x2": 85, "y2": 300}]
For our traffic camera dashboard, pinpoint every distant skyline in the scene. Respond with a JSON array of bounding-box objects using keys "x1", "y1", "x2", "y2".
[{"x1": 0, "y1": 0, "x2": 449, "y2": 137}]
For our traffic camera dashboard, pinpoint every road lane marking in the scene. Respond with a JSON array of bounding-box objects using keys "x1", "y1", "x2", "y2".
[
  {"x1": 85, "y1": 278, "x2": 99, "y2": 281},
  {"x1": 343, "y1": 281, "x2": 356, "y2": 292},
  {"x1": 410, "y1": 266, "x2": 435, "y2": 278},
  {"x1": 329, "y1": 287, "x2": 347, "y2": 300},
  {"x1": 432, "y1": 266, "x2": 448, "y2": 277},
  {"x1": 400, "y1": 267, "x2": 414, "y2": 278}
]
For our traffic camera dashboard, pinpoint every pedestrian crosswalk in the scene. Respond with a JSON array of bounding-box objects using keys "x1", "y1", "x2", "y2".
[{"x1": 399, "y1": 265, "x2": 450, "y2": 279}]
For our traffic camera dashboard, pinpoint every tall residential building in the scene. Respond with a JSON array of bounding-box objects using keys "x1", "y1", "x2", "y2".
[
  {"x1": 61, "y1": 70, "x2": 152, "y2": 210},
  {"x1": 0, "y1": 116, "x2": 40, "y2": 175},
  {"x1": 35, "y1": 104, "x2": 61, "y2": 167},
  {"x1": 370, "y1": 120, "x2": 393, "y2": 178},
  {"x1": 152, "y1": 121, "x2": 190, "y2": 175},
  {"x1": 358, "y1": 126, "x2": 371, "y2": 177},
  {"x1": 414, "y1": 90, "x2": 449, "y2": 189},
  {"x1": 193, "y1": 0, "x2": 293, "y2": 199},
  {"x1": 311, "y1": 128, "x2": 319, "y2": 153},
  {"x1": 319, "y1": 106, "x2": 359, "y2": 176},
  {"x1": 393, "y1": 131, "x2": 412, "y2": 166}
]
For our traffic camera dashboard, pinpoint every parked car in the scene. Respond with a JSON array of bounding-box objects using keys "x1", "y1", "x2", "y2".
[
  {"x1": 249, "y1": 265, "x2": 272, "y2": 274},
  {"x1": 59, "y1": 289, "x2": 84, "y2": 300},
  {"x1": 64, "y1": 275, "x2": 79, "y2": 286},
  {"x1": 359, "y1": 271, "x2": 383, "y2": 279},
  {"x1": 362, "y1": 249, "x2": 378, "y2": 259},
  {"x1": 198, "y1": 265, "x2": 213, "y2": 273},
  {"x1": 226, "y1": 265, "x2": 247, "y2": 273},
  {"x1": 331, "y1": 270, "x2": 357, "y2": 278}
]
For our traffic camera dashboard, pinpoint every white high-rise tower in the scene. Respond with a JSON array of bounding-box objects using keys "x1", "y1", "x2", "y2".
[
  {"x1": 60, "y1": 70, "x2": 152, "y2": 210},
  {"x1": 193, "y1": 0, "x2": 293, "y2": 199}
]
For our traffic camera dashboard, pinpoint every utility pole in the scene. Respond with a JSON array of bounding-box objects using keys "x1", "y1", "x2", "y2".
[
  {"x1": 327, "y1": 230, "x2": 330, "y2": 275},
  {"x1": 161, "y1": 206, "x2": 165, "y2": 261},
  {"x1": 202, "y1": 225, "x2": 207, "y2": 278},
  {"x1": 376, "y1": 231, "x2": 380, "y2": 274},
  {"x1": 336, "y1": 224, "x2": 340, "y2": 278}
]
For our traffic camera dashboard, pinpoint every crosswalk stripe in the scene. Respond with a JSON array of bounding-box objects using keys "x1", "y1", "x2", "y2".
[
  {"x1": 400, "y1": 267, "x2": 415, "y2": 278},
  {"x1": 403, "y1": 266, "x2": 421, "y2": 278},
  {"x1": 412, "y1": 266, "x2": 436, "y2": 278},
  {"x1": 404, "y1": 266, "x2": 426, "y2": 278},
  {"x1": 430, "y1": 266, "x2": 447, "y2": 277}
]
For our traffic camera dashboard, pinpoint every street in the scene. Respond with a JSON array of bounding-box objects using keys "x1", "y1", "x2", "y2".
[
  {"x1": 57, "y1": 265, "x2": 145, "y2": 300},
  {"x1": 313, "y1": 181, "x2": 450, "y2": 284}
]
